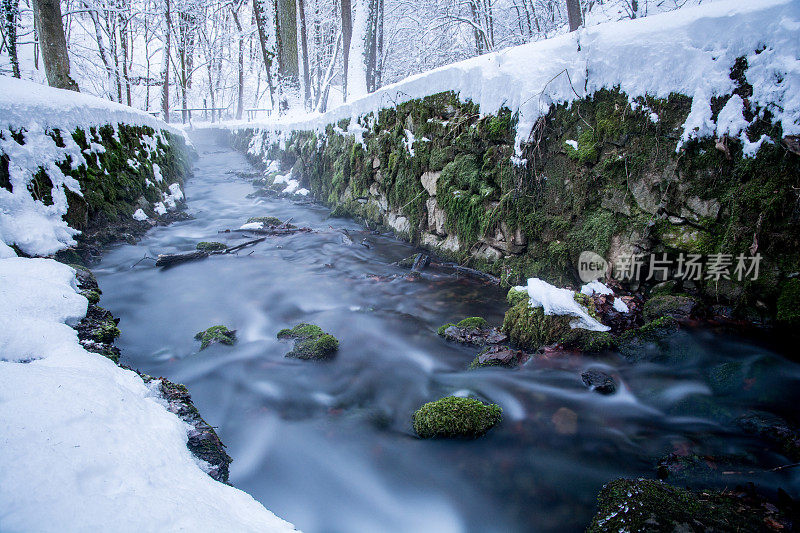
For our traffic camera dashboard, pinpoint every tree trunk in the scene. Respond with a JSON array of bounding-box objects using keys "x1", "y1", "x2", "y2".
[
  {"x1": 566, "y1": 0, "x2": 581, "y2": 32},
  {"x1": 297, "y1": 0, "x2": 311, "y2": 109},
  {"x1": 252, "y1": 0, "x2": 275, "y2": 109},
  {"x1": 118, "y1": 4, "x2": 131, "y2": 105},
  {"x1": 1, "y1": 0, "x2": 20, "y2": 78},
  {"x1": 340, "y1": 0, "x2": 351, "y2": 102},
  {"x1": 230, "y1": 2, "x2": 244, "y2": 120},
  {"x1": 32, "y1": 0, "x2": 79, "y2": 91},
  {"x1": 277, "y1": 0, "x2": 298, "y2": 96},
  {"x1": 161, "y1": 0, "x2": 171, "y2": 122}
]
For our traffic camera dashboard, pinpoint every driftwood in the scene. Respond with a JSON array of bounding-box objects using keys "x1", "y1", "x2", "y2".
[
  {"x1": 429, "y1": 261, "x2": 501, "y2": 285},
  {"x1": 155, "y1": 237, "x2": 267, "y2": 267},
  {"x1": 156, "y1": 250, "x2": 209, "y2": 267},
  {"x1": 226, "y1": 227, "x2": 312, "y2": 236}
]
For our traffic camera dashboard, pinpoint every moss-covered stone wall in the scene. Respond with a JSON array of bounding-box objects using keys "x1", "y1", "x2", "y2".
[
  {"x1": 229, "y1": 70, "x2": 800, "y2": 325},
  {"x1": 1, "y1": 122, "x2": 193, "y2": 261}
]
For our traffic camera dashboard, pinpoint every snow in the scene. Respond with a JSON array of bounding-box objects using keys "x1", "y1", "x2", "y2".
[
  {"x1": 224, "y1": 0, "x2": 799, "y2": 160},
  {"x1": 516, "y1": 278, "x2": 610, "y2": 332},
  {"x1": 153, "y1": 162, "x2": 164, "y2": 182},
  {"x1": 0, "y1": 257, "x2": 297, "y2": 532},
  {"x1": 565, "y1": 140, "x2": 579, "y2": 150},
  {"x1": 240, "y1": 222, "x2": 264, "y2": 230},
  {"x1": 0, "y1": 76, "x2": 187, "y2": 256},
  {"x1": 581, "y1": 280, "x2": 614, "y2": 296},
  {"x1": 132, "y1": 208, "x2": 149, "y2": 221},
  {"x1": 613, "y1": 297, "x2": 630, "y2": 313},
  {"x1": 154, "y1": 201, "x2": 167, "y2": 215}
]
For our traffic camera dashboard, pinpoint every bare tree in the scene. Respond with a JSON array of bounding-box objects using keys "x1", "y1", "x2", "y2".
[
  {"x1": 1, "y1": 0, "x2": 20, "y2": 77},
  {"x1": 297, "y1": 0, "x2": 311, "y2": 108},
  {"x1": 566, "y1": 0, "x2": 581, "y2": 31},
  {"x1": 33, "y1": 0, "x2": 79, "y2": 90},
  {"x1": 340, "y1": 0, "x2": 351, "y2": 101},
  {"x1": 253, "y1": 0, "x2": 275, "y2": 108},
  {"x1": 161, "y1": 0, "x2": 171, "y2": 121}
]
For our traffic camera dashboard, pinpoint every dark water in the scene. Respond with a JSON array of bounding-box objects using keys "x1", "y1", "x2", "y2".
[{"x1": 93, "y1": 130, "x2": 800, "y2": 532}]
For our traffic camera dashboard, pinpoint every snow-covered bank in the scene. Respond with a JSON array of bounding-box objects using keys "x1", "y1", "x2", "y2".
[
  {"x1": 0, "y1": 76, "x2": 190, "y2": 256},
  {"x1": 0, "y1": 257, "x2": 297, "y2": 532},
  {"x1": 0, "y1": 78, "x2": 297, "y2": 531},
  {"x1": 223, "y1": 0, "x2": 799, "y2": 157}
]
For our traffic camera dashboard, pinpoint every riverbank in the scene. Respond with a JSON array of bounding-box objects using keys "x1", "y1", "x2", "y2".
[{"x1": 0, "y1": 77, "x2": 297, "y2": 532}]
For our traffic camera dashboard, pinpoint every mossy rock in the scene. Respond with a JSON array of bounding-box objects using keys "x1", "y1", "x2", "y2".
[
  {"x1": 469, "y1": 345, "x2": 528, "y2": 369},
  {"x1": 246, "y1": 216, "x2": 283, "y2": 226},
  {"x1": 196, "y1": 241, "x2": 227, "y2": 253},
  {"x1": 456, "y1": 317, "x2": 488, "y2": 329},
  {"x1": 194, "y1": 325, "x2": 237, "y2": 350},
  {"x1": 506, "y1": 287, "x2": 528, "y2": 306},
  {"x1": 643, "y1": 294, "x2": 698, "y2": 322},
  {"x1": 278, "y1": 323, "x2": 339, "y2": 360},
  {"x1": 776, "y1": 278, "x2": 800, "y2": 327},
  {"x1": 413, "y1": 396, "x2": 502, "y2": 439},
  {"x1": 560, "y1": 329, "x2": 617, "y2": 352},
  {"x1": 501, "y1": 300, "x2": 572, "y2": 351},
  {"x1": 81, "y1": 289, "x2": 101, "y2": 305},
  {"x1": 587, "y1": 478, "x2": 786, "y2": 532}
]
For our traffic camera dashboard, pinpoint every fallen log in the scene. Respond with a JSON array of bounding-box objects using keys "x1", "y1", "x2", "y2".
[
  {"x1": 156, "y1": 250, "x2": 209, "y2": 267},
  {"x1": 225, "y1": 227, "x2": 313, "y2": 236},
  {"x1": 429, "y1": 261, "x2": 501, "y2": 285},
  {"x1": 156, "y1": 238, "x2": 267, "y2": 267}
]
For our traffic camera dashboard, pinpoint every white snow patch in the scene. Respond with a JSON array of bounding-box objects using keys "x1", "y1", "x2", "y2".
[
  {"x1": 132, "y1": 208, "x2": 148, "y2": 221},
  {"x1": 0, "y1": 257, "x2": 297, "y2": 531},
  {"x1": 153, "y1": 163, "x2": 164, "y2": 182},
  {"x1": 240, "y1": 222, "x2": 264, "y2": 230},
  {"x1": 516, "y1": 278, "x2": 610, "y2": 332},
  {"x1": 565, "y1": 139, "x2": 579, "y2": 150},
  {"x1": 613, "y1": 297, "x2": 630, "y2": 313},
  {"x1": 581, "y1": 280, "x2": 614, "y2": 296}
]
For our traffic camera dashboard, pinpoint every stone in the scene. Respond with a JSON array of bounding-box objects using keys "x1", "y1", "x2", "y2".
[
  {"x1": 643, "y1": 294, "x2": 698, "y2": 322},
  {"x1": 552, "y1": 407, "x2": 578, "y2": 435},
  {"x1": 474, "y1": 243, "x2": 504, "y2": 262},
  {"x1": 586, "y1": 478, "x2": 790, "y2": 532},
  {"x1": 581, "y1": 369, "x2": 617, "y2": 395},
  {"x1": 277, "y1": 323, "x2": 339, "y2": 360},
  {"x1": 470, "y1": 345, "x2": 529, "y2": 369},
  {"x1": 426, "y1": 197, "x2": 447, "y2": 235},
  {"x1": 387, "y1": 211, "x2": 411, "y2": 235},
  {"x1": 420, "y1": 170, "x2": 440, "y2": 196},
  {"x1": 413, "y1": 396, "x2": 502, "y2": 439},
  {"x1": 194, "y1": 325, "x2": 237, "y2": 351}
]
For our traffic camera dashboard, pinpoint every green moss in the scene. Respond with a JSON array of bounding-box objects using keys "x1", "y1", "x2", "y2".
[
  {"x1": 437, "y1": 323, "x2": 456, "y2": 336},
  {"x1": 587, "y1": 478, "x2": 780, "y2": 532},
  {"x1": 278, "y1": 323, "x2": 339, "y2": 360},
  {"x1": 412, "y1": 396, "x2": 502, "y2": 439},
  {"x1": 455, "y1": 317, "x2": 488, "y2": 329},
  {"x1": 91, "y1": 319, "x2": 121, "y2": 344},
  {"x1": 501, "y1": 300, "x2": 572, "y2": 351},
  {"x1": 246, "y1": 216, "x2": 283, "y2": 226},
  {"x1": 620, "y1": 316, "x2": 679, "y2": 343},
  {"x1": 196, "y1": 241, "x2": 227, "y2": 252},
  {"x1": 506, "y1": 287, "x2": 528, "y2": 306},
  {"x1": 642, "y1": 294, "x2": 697, "y2": 321},
  {"x1": 194, "y1": 325, "x2": 237, "y2": 350},
  {"x1": 559, "y1": 329, "x2": 617, "y2": 352},
  {"x1": 81, "y1": 289, "x2": 101, "y2": 305},
  {"x1": 776, "y1": 278, "x2": 800, "y2": 326}
]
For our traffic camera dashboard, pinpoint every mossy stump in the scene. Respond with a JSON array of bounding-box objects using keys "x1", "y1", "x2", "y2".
[
  {"x1": 413, "y1": 396, "x2": 502, "y2": 439},
  {"x1": 194, "y1": 325, "x2": 237, "y2": 350},
  {"x1": 277, "y1": 323, "x2": 339, "y2": 360}
]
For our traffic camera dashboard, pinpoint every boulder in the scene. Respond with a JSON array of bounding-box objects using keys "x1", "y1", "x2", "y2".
[
  {"x1": 277, "y1": 323, "x2": 339, "y2": 360},
  {"x1": 581, "y1": 369, "x2": 617, "y2": 395},
  {"x1": 413, "y1": 396, "x2": 502, "y2": 439}
]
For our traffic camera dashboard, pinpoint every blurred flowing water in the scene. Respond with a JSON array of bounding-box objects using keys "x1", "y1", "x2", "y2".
[{"x1": 93, "y1": 130, "x2": 800, "y2": 532}]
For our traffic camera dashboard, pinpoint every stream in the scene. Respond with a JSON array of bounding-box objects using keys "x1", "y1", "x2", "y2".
[{"x1": 93, "y1": 130, "x2": 800, "y2": 532}]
